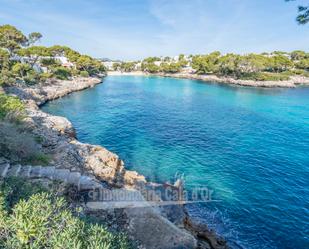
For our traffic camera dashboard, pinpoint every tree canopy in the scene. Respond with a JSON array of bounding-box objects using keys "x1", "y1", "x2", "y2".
[
  {"x1": 0, "y1": 24, "x2": 106, "y2": 85},
  {"x1": 113, "y1": 50, "x2": 309, "y2": 81},
  {"x1": 189, "y1": 51, "x2": 308, "y2": 80},
  {"x1": 0, "y1": 25, "x2": 28, "y2": 54},
  {"x1": 28, "y1": 32, "x2": 42, "y2": 46},
  {"x1": 286, "y1": 0, "x2": 309, "y2": 24}
]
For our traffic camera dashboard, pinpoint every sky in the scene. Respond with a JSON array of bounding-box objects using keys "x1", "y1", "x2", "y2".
[{"x1": 0, "y1": 0, "x2": 308, "y2": 60}]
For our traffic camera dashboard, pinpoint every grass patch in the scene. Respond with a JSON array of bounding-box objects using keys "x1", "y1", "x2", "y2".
[
  {"x1": 0, "y1": 121, "x2": 51, "y2": 165},
  {"x1": 25, "y1": 153, "x2": 51, "y2": 166}
]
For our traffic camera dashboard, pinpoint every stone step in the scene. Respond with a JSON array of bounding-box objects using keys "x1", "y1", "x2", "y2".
[
  {"x1": 19, "y1": 166, "x2": 32, "y2": 178},
  {"x1": 0, "y1": 163, "x2": 10, "y2": 177},
  {"x1": 78, "y1": 176, "x2": 102, "y2": 190},
  {"x1": 53, "y1": 169, "x2": 70, "y2": 182},
  {"x1": 87, "y1": 189, "x2": 197, "y2": 249},
  {"x1": 67, "y1": 171, "x2": 82, "y2": 185},
  {"x1": 40, "y1": 166, "x2": 56, "y2": 179},
  {"x1": 0, "y1": 163, "x2": 104, "y2": 191},
  {"x1": 7, "y1": 164, "x2": 21, "y2": 177},
  {"x1": 30, "y1": 166, "x2": 42, "y2": 178}
]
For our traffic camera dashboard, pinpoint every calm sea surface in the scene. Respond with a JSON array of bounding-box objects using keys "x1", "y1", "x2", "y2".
[{"x1": 42, "y1": 76, "x2": 309, "y2": 249}]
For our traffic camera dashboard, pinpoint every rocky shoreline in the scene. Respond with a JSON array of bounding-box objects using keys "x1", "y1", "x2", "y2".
[
  {"x1": 4, "y1": 76, "x2": 228, "y2": 249},
  {"x1": 5, "y1": 77, "x2": 147, "y2": 187},
  {"x1": 108, "y1": 71, "x2": 309, "y2": 88}
]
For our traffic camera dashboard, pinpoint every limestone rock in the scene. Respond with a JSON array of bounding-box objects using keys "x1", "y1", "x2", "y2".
[
  {"x1": 157, "y1": 73, "x2": 309, "y2": 88},
  {"x1": 184, "y1": 216, "x2": 229, "y2": 249},
  {"x1": 124, "y1": 170, "x2": 147, "y2": 186},
  {"x1": 47, "y1": 115, "x2": 76, "y2": 138},
  {"x1": 125, "y1": 205, "x2": 197, "y2": 249}
]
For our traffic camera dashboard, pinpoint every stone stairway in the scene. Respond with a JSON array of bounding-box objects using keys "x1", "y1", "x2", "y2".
[
  {"x1": 0, "y1": 162, "x2": 103, "y2": 190},
  {"x1": 0, "y1": 161, "x2": 197, "y2": 248}
]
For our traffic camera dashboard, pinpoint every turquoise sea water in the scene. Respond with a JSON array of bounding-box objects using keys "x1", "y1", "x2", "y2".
[{"x1": 42, "y1": 76, "x2": 309, "y2": 249}]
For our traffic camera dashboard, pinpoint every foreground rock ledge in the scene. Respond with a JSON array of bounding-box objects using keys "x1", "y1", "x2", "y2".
[{"x1": 5, "y1": 76, "x2": 227, "y2": 249}]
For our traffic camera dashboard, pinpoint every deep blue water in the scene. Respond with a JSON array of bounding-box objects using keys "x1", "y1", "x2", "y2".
[{"x1": 42, "y1": 76, "x2": 309, "y2": 249}]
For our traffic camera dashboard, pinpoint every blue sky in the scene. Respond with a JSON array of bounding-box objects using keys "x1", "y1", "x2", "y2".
[{"x1": 0, "y1": 0, "x2": 308, "y2": 60}]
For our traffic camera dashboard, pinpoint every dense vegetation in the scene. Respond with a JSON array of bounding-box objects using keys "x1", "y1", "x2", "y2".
[
  {"x1": 191, "y1": 51, "x2": 309, "y2": 81},
  {"x1": 114, "y1": 51, "x2": 309, "y2": 81},
  {"x1": 0, "y1": 178, "x2": 132, "y2": 249},
  {"x1": 112, "y1": 62, "x2": 136, "y2": 72},
  {"x1": 0, "y1": 24, "x2": 106, "y2": 86}
]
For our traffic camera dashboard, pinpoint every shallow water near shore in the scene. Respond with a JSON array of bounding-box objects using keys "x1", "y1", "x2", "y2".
[{"x1": 42, "y1": 76, "x2": 309, "y2": 249}]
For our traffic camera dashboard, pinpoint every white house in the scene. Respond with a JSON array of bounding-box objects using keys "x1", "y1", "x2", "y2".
[
  {"x1": 154, "y1": 61, "x2": 162, "y2": 66},
  {"x1": 55, "y1": 56, "x2": 74, "y2": 68},
  {"x1": 102, "y1": 61, "x2": 117, "y2": 70},
  {"x1": 135, "y1": 62, "x2": 142, "y2": 71}
]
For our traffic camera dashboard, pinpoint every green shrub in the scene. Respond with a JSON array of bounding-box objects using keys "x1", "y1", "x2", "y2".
[
  {"x1": 11, "y1": 63, "x2": 32, "y2": 79},
  {"x1": 69, "y1": 68, "x2": 80, "y2": 76},
  {"x1": 0, "y1": 94, "x2": 24, "y2": 120},
  {"x1": 79, "y1": 70, "x2": 89, "y2": 77},
  {"x1": 39, "y1": 72, "x2": 53, "y2": 81},
  {"x1": 160, "y1": 62, "x2": 182, "y2": 73},
  {"x1": 0, "y1": 69, "x2": 15, "y2": 86},
  {"x1": 40, "y1": 58, "x2": 60, "y2": 67},
  {"x1": 0, "y1": 177, "x2": 46, "y2": 210},
  {"x1": 9, "y1": 63, "x2": 40, "y2": 85},
  {"x1": 141, "y1": 62, "x2": 160, "y2": 73},
  {"x1": 23, "y1": 71, "x2": 41, "y2": 85},
  {"x1": 118, "y1": 62, "x2": 136, "y2": 72},
  {"x1": 0, "y1": 178, "x2": 133, "y2": 249},
  {"x1": 52, "y1": 67, "x2": 72, "y2": 80}
]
